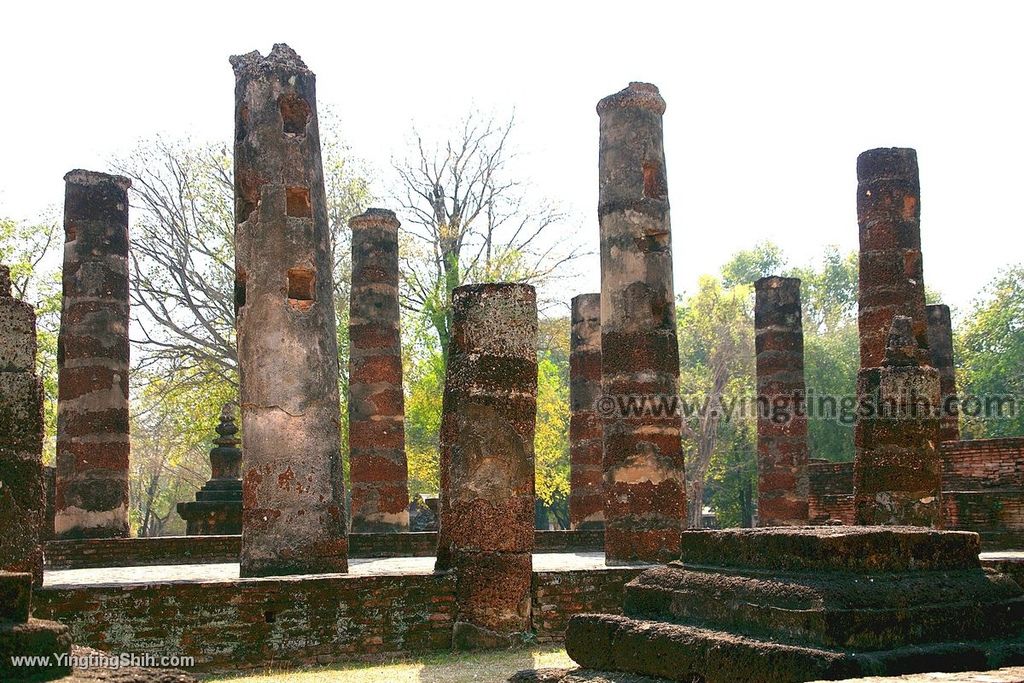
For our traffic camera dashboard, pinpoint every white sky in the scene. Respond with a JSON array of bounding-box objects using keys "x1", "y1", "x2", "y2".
[{"x1": 2, "y1": 1, "x2": 1022, "y2": 317}]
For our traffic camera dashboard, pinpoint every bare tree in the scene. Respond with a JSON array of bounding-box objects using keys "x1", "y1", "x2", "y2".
[
  {"x1": 392, "y1": 112, "x2": 583, "y2": 355},
  {"x1": 113, "y1": 117, "x2": 370, "y2": 389}
]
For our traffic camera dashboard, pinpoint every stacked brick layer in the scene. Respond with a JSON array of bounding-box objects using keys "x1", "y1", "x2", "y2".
[
  {"x1": 597, "y1": 83, "x2": 685, "y2": 564},
  {"x1": 55, "y1": 170, "x2": 131, "y2": 540},
  {"x1": 436, "y1": 283, "x2": 538, "y2": 648},
  {"x1": 232, "y1": 44, "x2": 347, "y2": 576},
  {"x1": 348, "y1": 209, "x2": 409, "y2": 532},
  {"x1": 569, "y1": 293, "x2": 604, "y2": 530},
  {"x1": 807, "y1": 460, "x2": 855, "y2": 525},
  {"x1": 754, "y1": 276, "x2": 809, "y2": 526},
  {"x1": 0, "y1": 267, "x2": 46, "y2": 585}
]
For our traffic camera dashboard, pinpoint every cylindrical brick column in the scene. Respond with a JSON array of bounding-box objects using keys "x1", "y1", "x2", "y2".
[
  {"x1": 232, "y1": 44, "x2": 347, "y2": 577},
  {"x1": 569, "y1": 293, "x2": 603, "y2": 530},
  {"x1": 348, "y1": 208, "x2": 409, "y2": 533},
  {"x1": 754, "y1": 276, "x2": 809, "y2": 526},
  {"x1": 853, "y1": 148, "x2": 942, "y2": 528},
  {"x1": 926, "y1": 303, "x2": 959, "y2": 443},
  {"x1": 856, "y1": 148, "x2": 929, "y2": 370},
  {"x1": 597, "y1": 83, "x2": 685, "y2": 564},
  {"x1": 435, "y1": 283, "x2": 537, "y2": 649},
  {"x1": 55, "y1": 170, "x2": 131, "y2": 540},
  {"x1": 0, "y1": 266, "x2": 46, "y2": 585}
]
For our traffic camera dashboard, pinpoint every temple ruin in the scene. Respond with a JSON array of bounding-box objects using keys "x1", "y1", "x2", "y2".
[
  {"x1": 54, "y1": 170, "x2": 132, "y2": 541},
  {"x1": 4, "y1": 40, "x2": 1024, "y2": 680},
  {"x1": 569, "y1": 293, "x2": 603, "y2": 530},
  {"x1": 597, "y1": 82, "x2": 686, "y2": 564},
  {"x1": 853, "y1": 148, "x2": 942, "y2": 528},
  {"x1": 231, "y1": 44, "x2": 348, "y2": 577},
  {"x1": 435, "y1": 283, "x2": 538, "y2": 648},
  {"x1": 348, "y1": 208, "x2": 410, "y2": 533},
  {"x1": 754, "y1": 276, "x2": 809, "y2": 526}
]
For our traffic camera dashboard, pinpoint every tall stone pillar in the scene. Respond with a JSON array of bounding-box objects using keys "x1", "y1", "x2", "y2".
[
  {"x1": 926, "y1": 303, "x2": 959, "y2": 443},
  {"x1": 0, "y1": 266, "x2": 46, "y2": 585},
  {"x1": 55, "y1": 170, "x2": 131, "y2": 540},
  {"x1": 435, "y1": 284, "x2": 537, "y2": 649},
  {"x1": 348, "y1": 208, "x2": 409, "y2": 533},
  {"x1": 754, "y1": 276, "x2": 809, "y2": 526},
  {"x1": 856, "y1": 148, "x2": 929, "y2": 369},
  {"x1": 231, "y1": 44, "x2": 347, "y2": 577},
  {"x1": 569, "y1": 293, "x2": 604, "y2": 530},
  {"x1": 597, "y1": 83, "x2": 685, "y2": 564},
  {"x1": 853, "y1": 148, "x2": 942, "y2": 528}
]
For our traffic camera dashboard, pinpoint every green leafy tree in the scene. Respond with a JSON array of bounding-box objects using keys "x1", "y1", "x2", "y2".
[{"x1": 957, "y1": 265, "x2": 1024, "y2": 439}]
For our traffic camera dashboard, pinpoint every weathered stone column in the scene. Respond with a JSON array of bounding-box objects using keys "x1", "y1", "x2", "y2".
[
  {"x1": 926, "y1": 303, "x2": 959, "y2": 443},
  {"x1": 348, "y1": 208, "x2": 409, "y2": 533},
  {"x1": 232, "y1": 44, "x2": 347, "y2": 576},
  {"x1": 0, "y1": 266, "x2": 46, "y2": 585},
  {"x1": 754, "y1": 276, "x2": 809, "y2": 526},
  {"x1": 55, "y1": 170, "x2": 131, "y2": 540},
  {"x1": 435, "y1": 283, "x2": 537, "y2": 649},
  {"x1": 569, "y1": 293, "x2": 604, "y2": 530},
  {"x1": 853, "y1": 148, "x2": 942, "y2": 527},
  {"x1": 597, "y1": 83, "x2": 686, "y2": 564},
  {"x1": 856, "y1": 148, "x2": 929, "y2": 369}
]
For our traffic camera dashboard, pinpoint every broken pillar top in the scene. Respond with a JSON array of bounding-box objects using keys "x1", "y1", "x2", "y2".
[
  {"x1": 0, "y1": 265, "x2": 10, "y2": 298},
  {"x1": 349, "y1": 208, "x2": 399, "y2": 230},
  {"x1": 856, "y1": 147, "x2": 919, "y2": 185},
  {"x1": 230, "y1": 43, "x2": 311, "y2": 78},
  {"x1": 63, "y1": 169, "x2": 131, "y2": 193},
  {"x1": 597, "y1": 82, "x2": 666, "y2": 115},
  {"x1": 754, "y1": 275, "x2": 800, "y2": 290},
  {"x1": 571, "y1": 292, "x2": 600, "y2": 318}
]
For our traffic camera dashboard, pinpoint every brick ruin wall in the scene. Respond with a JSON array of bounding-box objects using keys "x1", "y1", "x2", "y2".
[
  {"x1": 44, "y1": 529, "x2": 606, "y2": 570},
  {"x1": 33, "y1": 564, "x2": 641, "y2": 671},
  {"x1": 809, "y1": 438, "x2": 1024, "y2": 547}
]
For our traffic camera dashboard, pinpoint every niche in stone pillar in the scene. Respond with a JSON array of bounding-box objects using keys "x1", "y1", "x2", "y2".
[
  {"x1": 286, "y1": 187, "x2": 312, "y2": 218},
  {"x1": 642, "y1": 160, "x2": 667, "y2": 200},
  {"x1": 234, "y1": 269, "x2": 247, "y2": 312},
  {"x1": 287, "y1": 267, "x2": 315, "y2": 310},
  {"x1": 279, "y1": 94, "x2": 311, "y2": 136}
]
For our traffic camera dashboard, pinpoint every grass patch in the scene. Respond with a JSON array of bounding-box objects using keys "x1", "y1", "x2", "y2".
[{"x1": 206, "y1": 645, "x2": 571, "y2": 682}]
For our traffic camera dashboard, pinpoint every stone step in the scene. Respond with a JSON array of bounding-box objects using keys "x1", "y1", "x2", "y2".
[
  {"x1": 0, "y1": 618, "x2": 72, "y2": 681},
  {"x1": 0, "y1": 571, "x2": 31, "y2": 623},
  {"x1": 622, "y1": 564, "x2": 1024, "y2": 650},
  {"x1": 680, "y1": 527, "x2": 981, "y2": 573},
  {"x1": 564, "y1": 614, "x2": 1024, "y2": 683}
]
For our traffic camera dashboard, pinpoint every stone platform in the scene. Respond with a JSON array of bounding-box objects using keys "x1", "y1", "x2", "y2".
[
  {"x1": 32, "y1": 553, "x2": 648, "y2": 672},
  {"x1": 558, "y1": 527, "x2": 1024, "y2": 683}
]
